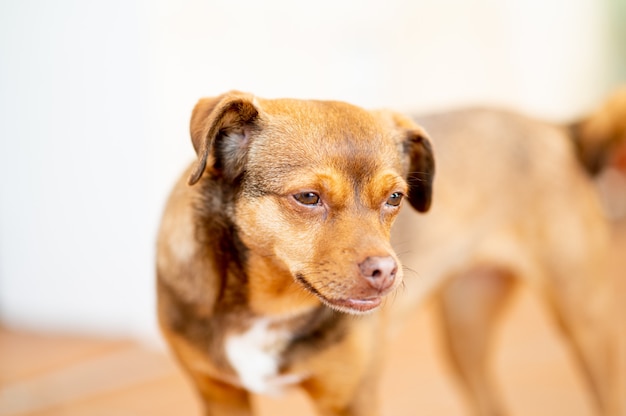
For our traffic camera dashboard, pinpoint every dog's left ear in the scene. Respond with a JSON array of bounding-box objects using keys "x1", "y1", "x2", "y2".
[
  {"x1": 382, "y1": 111, "x2": 435, "y2": 212},
  {"x1": 404, "y1": 128, "x2": 435, "y2": 212}
]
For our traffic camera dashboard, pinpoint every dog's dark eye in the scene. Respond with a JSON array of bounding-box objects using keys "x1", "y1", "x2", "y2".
[
  {"x1": 386, "y1": 192, "x2": 403, "y2": 207},
  {"x1": 294, "y1": 192, "x2": 321, "y2": 206}
]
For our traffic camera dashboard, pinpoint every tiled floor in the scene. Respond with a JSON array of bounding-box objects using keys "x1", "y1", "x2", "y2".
[{"x1": 1, "y1": 220, "x2": 624, "y2": 416}]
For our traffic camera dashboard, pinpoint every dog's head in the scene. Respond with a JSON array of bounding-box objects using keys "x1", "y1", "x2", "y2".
[{"x1": 188, "y1": 91, "x2": 434, "y2": 314}]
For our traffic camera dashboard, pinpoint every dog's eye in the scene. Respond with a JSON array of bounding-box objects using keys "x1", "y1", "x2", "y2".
[
  {"x1": 386, "y1": 192, "x2": 403, "y2": 207},
  {"x1": 294, "y1": 192, "x2": 321, "y2": 206}
]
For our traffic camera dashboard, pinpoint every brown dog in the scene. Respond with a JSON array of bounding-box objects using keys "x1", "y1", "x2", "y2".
[
  {"x1": 156, "y1": 91, "x2": 434, "y2": 416},
  {"x1": 157, "y1": 91, "x2": 620, "y2": 415}
]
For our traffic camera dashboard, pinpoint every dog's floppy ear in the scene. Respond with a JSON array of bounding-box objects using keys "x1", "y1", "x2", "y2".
[
  {"x1": 383, "y1": 111, "x2": 435, "y2": 212},
  {"x1": 404, "y1": 128, "x2": 435, "y2": 212},
  {"x1": 188, "y1": 91, "x2": 259, "y2": 185}
]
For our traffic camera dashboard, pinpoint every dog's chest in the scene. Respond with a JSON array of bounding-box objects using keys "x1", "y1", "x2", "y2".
[{"x1": 224, "y1": 317, "x2": 305, "y2": 395}]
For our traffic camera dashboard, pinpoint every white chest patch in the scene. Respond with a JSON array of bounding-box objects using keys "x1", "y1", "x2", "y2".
[{"x1": 224, "y1": 318, "x2": 306, "y2": 395}]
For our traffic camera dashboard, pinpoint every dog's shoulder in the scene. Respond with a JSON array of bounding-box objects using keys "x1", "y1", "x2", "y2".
[{"x1": 156, "y1": 165, "x2": 230, "y2": 317}]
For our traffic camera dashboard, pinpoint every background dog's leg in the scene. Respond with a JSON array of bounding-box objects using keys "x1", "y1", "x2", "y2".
[
  {"x1": 541, "y1": 272, "x2": 619, "y2": 416},
  {"x1": 188, "y1": 372, "x2": 253, "y2": 416},
  {"x1": 436, "y1": 266, "x2": 516, "y2": 416}
]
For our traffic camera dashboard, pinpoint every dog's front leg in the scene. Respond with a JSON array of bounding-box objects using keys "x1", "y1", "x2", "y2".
[
  {"x1": 436, "y1": 266, "x2": 516, "y2": 416},
  {"x1": 188, "y1": 371, "x2": 253, "y2": 416}
]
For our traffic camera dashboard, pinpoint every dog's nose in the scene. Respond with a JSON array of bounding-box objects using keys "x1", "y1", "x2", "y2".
[{"x1": 359, "y1": 256, "x2": 397, "y2": 291}]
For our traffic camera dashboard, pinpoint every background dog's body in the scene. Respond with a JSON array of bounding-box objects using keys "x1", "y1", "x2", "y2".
[
  {"x1": 157, "y1": 92, "x2": 622, "y2": 415},
  {"x1": 392, "y1": 108, "x2": 618, "y2": 415},
  {"x1": 394, "y1": 107, "x2": 610, "y2": 310}
]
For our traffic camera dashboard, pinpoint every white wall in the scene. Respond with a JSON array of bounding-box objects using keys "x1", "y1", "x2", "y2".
[{"x1": 0, "y1": 0, "x2": 621, "y2": 342}]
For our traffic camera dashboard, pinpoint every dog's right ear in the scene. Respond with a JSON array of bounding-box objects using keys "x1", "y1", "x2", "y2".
[{"x1": 188, "y1": 91, "x2": 259, "y2": 185}]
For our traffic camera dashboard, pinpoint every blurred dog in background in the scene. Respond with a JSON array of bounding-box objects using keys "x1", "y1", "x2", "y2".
[{"x1": 393, "y1": 87, "x2": 625, "y2": 416}]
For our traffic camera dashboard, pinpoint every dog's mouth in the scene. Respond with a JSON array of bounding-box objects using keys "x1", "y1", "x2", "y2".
[
  {"x1": 328, "y1": 297, "x2": 382, "y2": 313},
  {"x1": 295, "y1": 273, "x2": 383, "y2": 314}
]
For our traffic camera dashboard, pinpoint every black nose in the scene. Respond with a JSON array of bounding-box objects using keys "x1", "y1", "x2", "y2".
[{"x1": 359, "y1": 256, "x2": 397, "y2": 291}]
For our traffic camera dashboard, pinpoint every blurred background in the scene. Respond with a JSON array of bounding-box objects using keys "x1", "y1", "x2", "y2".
[
  {"x1": 1, "y1": 0, "x2": 625, "y2": 342},
  {"x1": 0, "y1": 0, "x2": 625, "y2": 414}
]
